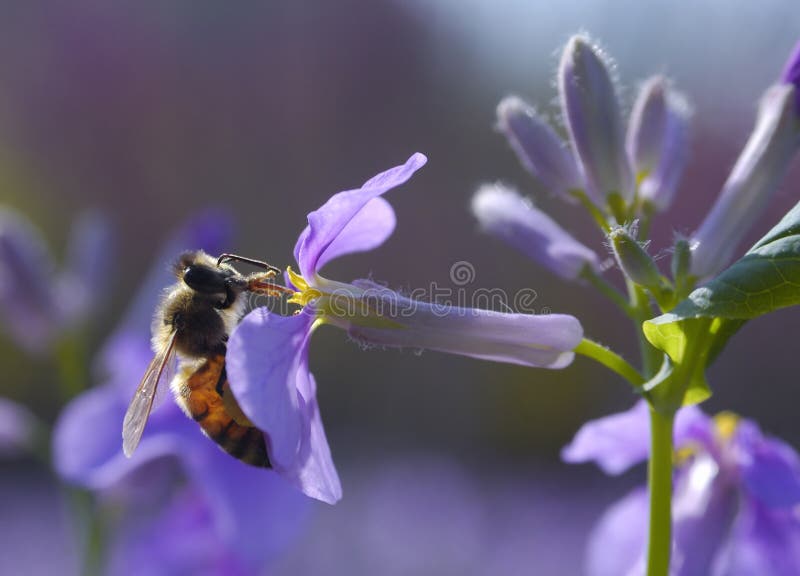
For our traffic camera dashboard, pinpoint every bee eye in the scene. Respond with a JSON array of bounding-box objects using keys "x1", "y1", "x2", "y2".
[{"x1": 183, "y1": 265, "x2": 227, "y2": 294}]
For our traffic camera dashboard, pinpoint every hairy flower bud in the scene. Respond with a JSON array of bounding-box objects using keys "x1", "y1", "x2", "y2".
[
  {"x1": 559, "y1": 35, "x2": 634, "y2": 206},
  {"x1": 609, "y1": 226, "x2": 663, "y2": 292}
]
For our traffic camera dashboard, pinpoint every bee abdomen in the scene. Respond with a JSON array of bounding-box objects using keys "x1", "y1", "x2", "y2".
[{"x1": 180, "y1": 354, "x2": 271, "y2": 468}]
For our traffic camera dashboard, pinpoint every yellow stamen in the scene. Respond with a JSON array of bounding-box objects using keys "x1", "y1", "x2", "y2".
[{"x1": 286, "y1": 266, "x2": 322, "y2": 306}]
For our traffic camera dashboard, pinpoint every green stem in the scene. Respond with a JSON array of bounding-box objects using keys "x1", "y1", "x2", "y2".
[
  {"x1": 647, "y1": 407, "x2": 675, "y2": 576},
  {"x1": 628, "y1": 282, "x2": 661, "y2": 378},
  {"x1": 574, "y1": 338, "x2": 645, "y2": 389}
]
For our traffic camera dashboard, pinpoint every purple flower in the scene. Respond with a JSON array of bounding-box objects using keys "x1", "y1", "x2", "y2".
[
  {"x1": 226, "y1": 154, "x2": 584, "y2": 504},
  {"x1": 0, "y1": 208, "x2": 111, "y2": 354},
  {"x1": 471, "y1": 183, "x2": 601, "y2": 280},
  {"x1": 53, "y1": 212, "x2": 310, "y2": 574},
  {"x1": 563, "y1": 401, "x2": 800, "y2": 575}
]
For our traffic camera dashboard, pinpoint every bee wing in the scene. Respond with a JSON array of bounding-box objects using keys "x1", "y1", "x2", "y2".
[{"x1": 122, "y1": 331, "x2": 178, "y2": 458}]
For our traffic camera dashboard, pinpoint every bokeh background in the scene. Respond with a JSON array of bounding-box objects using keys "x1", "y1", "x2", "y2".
[{"x1": 0, "y1": 1, "x2": 798, "y2": 574}]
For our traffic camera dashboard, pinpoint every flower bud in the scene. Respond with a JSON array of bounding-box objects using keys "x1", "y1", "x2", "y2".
[
  {"x1": 627, "y1": 76, "x2": 691, "y2": 211},
  {"x1": 558, "y1": 35, "x2": 634, "y2": 206},
  {"x1": 496, "y1": 96, "x2": 582, "y2": 198},
  {"x1": 472, "y1": 183, "x2": 601, "y2": 280},
  {"x1": 609, "y1": 226, "x2": 663, "y2": 291}
]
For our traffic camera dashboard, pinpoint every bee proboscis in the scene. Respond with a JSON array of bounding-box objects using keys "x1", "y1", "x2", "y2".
[{"x1": 122, "y1": 251, "x2": 290, "y2": 467}]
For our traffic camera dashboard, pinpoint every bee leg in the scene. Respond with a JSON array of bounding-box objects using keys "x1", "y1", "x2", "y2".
[{"x1": 216, "y1": 253, "x2": 282, "y2": 275}]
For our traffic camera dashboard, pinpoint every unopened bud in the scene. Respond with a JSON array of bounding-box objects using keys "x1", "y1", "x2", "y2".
[
  {"x1": 559, "y1": 35, "x2": 634, "y2": 206},
  {"x1": 609, "y1": 226, "x2": 663, "y2": 291}
]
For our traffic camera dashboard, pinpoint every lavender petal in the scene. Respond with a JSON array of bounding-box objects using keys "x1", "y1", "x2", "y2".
[{"x1": 293, "y1": 153, "x2": 426, "y2": 278}]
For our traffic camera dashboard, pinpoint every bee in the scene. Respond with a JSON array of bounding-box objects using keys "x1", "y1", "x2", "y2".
[{"x1": 122, "y1": 251, "x2": 290, "y2": 467}]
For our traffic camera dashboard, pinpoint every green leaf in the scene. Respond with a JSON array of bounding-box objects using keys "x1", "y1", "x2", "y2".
[
  {"x1": 671, "y1": 200, "x2": 800, "y2": 321},
  {"x1": 641, "y1": 200, "x2": 800, "y2": 408}
]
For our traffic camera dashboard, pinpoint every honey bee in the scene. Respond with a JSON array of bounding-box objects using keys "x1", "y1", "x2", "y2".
[{"x1": 122, "y1": 251, "x2": 290, "y2": 467}]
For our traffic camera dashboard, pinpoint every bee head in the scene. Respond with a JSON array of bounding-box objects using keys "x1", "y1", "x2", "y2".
[{"x1": 174, "y1": 251, "x2": 244, "y2": 309}]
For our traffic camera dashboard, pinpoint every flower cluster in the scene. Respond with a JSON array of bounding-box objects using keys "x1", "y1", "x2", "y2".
[{"x1": 475, "y1": 35, "x2": 799, "y2": 291}]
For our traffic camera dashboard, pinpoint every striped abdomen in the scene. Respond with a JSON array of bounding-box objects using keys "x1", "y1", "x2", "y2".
[{"x1": 175, "y1": 353, "x2": 271, "y2": 468}]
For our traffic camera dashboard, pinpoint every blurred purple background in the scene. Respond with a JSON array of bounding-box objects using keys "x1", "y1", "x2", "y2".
[{"x1": 0, "y1": 1, "x2": 798, "y2": 573}]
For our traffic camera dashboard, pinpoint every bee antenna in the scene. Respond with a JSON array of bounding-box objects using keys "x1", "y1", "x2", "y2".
[{"x1": 216, "y1": 253, "x2": 282, "y2": 275}]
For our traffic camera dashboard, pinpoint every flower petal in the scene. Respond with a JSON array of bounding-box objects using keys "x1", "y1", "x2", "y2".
[
  {"x1": 315, "y1": 197, "x2": 396, "y2": 271},
  {"x1": 734, "y1": 420, "x2": 800, "y2": 508},
  {"x1": 287, "y1": 371, "x2": 342, "y2": 504},
  {"x1": 293, "y1": 153, "x2": 426, "y2": 278},
  {"x1": 227, "y1": 307, "x2": 341, "y2": 503},
  {"x1": 585, "y1": 487, "x2": 648, "y2": 576},
  {"x1": 226, "y1": 308, "x2": 313, "y2": 470},
  {"x1": 346, "y1": 280, "x2": 582, "y2": 369},
  {"x1": 471, "y1": 184, "x2": 601, "y2": 280},
  {"x1": 562, "y1": 401, "x2": 710, "y2": 474}
]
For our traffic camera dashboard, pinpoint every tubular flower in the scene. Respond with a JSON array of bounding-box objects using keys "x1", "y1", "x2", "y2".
[
  {"x1": 226, "y1": 153, "x2": 584, "y2": 504},
  {"x1": 563, "y1": 401, "x2": 800, "y2": 576}
]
